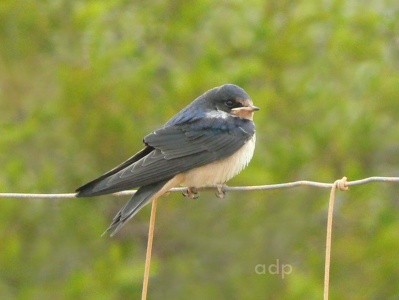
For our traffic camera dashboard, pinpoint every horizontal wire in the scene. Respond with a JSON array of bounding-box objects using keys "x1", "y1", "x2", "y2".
[{"x1": 1, "y1": 176, "x2": 398, "y2": 199}]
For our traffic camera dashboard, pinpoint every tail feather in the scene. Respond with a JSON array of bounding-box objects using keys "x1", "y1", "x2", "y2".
[{"x1": 103, "y1": 179, "x2": 170, "y2": 237}]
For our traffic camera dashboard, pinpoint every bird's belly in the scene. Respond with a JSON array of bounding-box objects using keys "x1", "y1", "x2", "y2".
[{"x1": 180, "y1": 134, "x2": 256, "y2": 187}]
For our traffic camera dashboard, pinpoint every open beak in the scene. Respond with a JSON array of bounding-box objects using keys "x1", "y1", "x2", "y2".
[{"x1": 232, "y1": 105, "x2": 260, "y2": 112}]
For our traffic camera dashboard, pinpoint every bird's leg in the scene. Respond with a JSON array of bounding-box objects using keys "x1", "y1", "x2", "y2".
[
  {"x1": 216, "y1": 183, "x2": 227, "y2": 198},
  {"x1": 182, "y1": 187, "x2": 200, "y2": 199}
]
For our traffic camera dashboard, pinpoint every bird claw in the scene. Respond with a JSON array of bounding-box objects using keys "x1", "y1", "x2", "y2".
[
  {"x1": 215, "y1": 184, "x2": 227, "y2": 198},
  {"x1": 182, "y1": 187, "x2": 199, "y2": 199}
]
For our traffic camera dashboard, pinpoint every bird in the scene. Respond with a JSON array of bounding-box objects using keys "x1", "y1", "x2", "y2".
[{"x1": 76, "y1": 84, "x2": 259, "y2": 236}]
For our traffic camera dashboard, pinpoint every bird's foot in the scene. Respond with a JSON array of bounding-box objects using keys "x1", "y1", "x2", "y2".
[
  {"x1": 216, "y1": 183, "x2": 227, "y2": 198},
  {"x1": 182, "y1": 187, "x2": 200, "y2": 199}
]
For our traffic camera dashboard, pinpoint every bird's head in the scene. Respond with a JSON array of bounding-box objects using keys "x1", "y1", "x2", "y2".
[
  {"x1": 166, "y1": 84, "x2": 260, "y2": 126},
  {"x1": 212, "y1": 84, "x2": 259, "y2": 120}
]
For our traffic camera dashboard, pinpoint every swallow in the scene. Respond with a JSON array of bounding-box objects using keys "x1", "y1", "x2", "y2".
[{"x1": 76, "y1": 84, "x2": 259, "y2": 236}]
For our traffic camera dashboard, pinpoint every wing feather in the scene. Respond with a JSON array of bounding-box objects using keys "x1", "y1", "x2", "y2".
[{"x1": 76, "y1": 116, "x2": 255, "y2": 197}]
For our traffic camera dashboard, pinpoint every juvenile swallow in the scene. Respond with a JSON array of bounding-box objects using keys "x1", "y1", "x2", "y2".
[{"x1": 76, "y1": 84, "x2": 259, "y2": 236}]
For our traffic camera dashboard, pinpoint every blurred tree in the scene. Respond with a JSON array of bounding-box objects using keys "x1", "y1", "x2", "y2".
[{"x1": 1, "y1": 0, "x2": 399, "y2": 299}]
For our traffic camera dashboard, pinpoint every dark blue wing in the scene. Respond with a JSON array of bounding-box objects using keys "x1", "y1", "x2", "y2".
[{"x1": 76, "y1": 115, "x2": 255, "y2": 196}]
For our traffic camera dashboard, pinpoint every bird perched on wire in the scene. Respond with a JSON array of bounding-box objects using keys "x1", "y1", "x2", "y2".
[{"x1": 76, "y1": 84, "x2": 259, "y2": 236}]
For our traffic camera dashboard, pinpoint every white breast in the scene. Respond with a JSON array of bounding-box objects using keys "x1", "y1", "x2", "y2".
[{"x1": 180, "y1": 134, "x2": 256, "y2": 187}]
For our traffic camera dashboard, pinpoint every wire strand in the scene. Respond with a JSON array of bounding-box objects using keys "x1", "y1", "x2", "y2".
[
  {"x1": 324, "y1": 177, "x2": 348, "y2": 300},
  {"x1": 1, "y1": 176, "x2": 398, "y2": 199},
  {"x1": 141, "y1": 198, "x2": 158, "y2": 300}
]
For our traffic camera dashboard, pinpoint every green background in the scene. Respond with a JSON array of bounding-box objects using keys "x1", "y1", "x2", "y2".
[{"x1": 1, "y1": 0, "x2": 399, "y2": 299}]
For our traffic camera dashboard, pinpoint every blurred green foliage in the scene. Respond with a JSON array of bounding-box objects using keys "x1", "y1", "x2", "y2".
[{"x1": 1, "y1": 0, "x2": 399, "y2": 299}]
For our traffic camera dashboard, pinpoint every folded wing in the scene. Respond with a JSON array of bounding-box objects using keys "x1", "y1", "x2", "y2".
[{"x1": 76, "y1": 116, "x2": 255, "y2": 197}]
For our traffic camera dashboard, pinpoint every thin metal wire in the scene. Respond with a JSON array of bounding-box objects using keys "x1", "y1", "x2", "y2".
[
  {"x1": 1, "y1": 176, "x2": 398, "y2": 199},
  {"x1": 324, "y1": 177, "x2": 348, "y2": 300},
  {"x1": 141, "y1": 199, "x2": 158, "y2": 300}
]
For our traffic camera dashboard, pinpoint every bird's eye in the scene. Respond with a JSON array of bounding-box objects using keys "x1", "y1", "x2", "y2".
[{"x1": 225, "y1": 100, "x2": 234, "y2": 107}]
